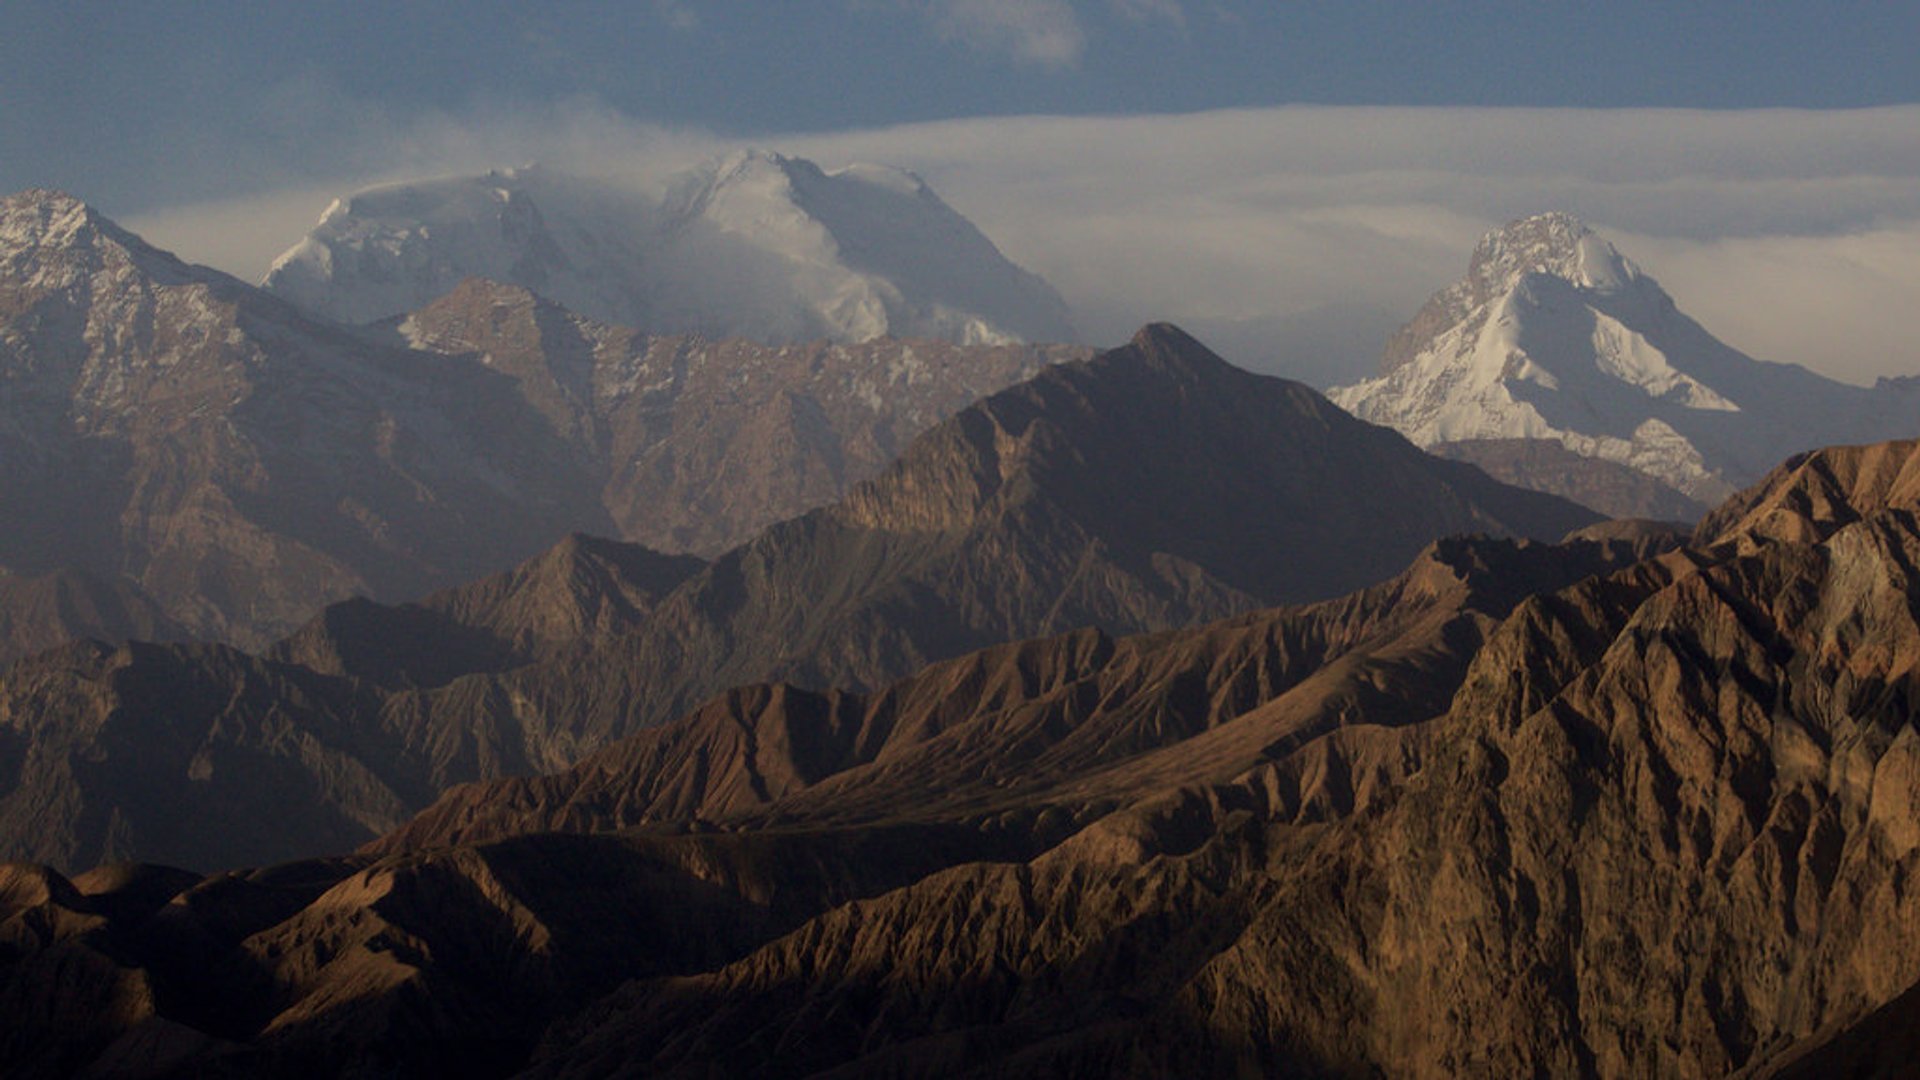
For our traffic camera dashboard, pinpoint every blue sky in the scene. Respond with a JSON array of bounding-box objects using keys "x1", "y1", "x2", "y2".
[
  {"x1": 6, "y1": 2, "x2": 1920, "y2": 383},
  {"x1": 8, "y1": 1, "x2": 1918, "y2": 211}
]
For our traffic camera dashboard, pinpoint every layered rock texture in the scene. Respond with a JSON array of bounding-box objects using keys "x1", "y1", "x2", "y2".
[
  {"x1": 0, "y1": 189, "x2": 607, "y2": 648},
  {"x1": 0, "y1": 189, "x2": 1075, "y2": 647},
  {"x1": 393, "y1": 277, "x2": 1075, "y2": 557},
  {"x1": 0, "y1": 568, "x2": 187, "y2": 669},
  {"x1": 1332, "y1": 212, "x2": 1920, "y2": 517},
  {"x1": 6, "y1": 439, "x2": 1920, "y2": 1076},
  {"x1": 0, "y1": 323, "x2": 1594, "y2": 874}
]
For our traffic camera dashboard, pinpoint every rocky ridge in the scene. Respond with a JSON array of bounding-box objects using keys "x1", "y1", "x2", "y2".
[
  {"x1": 0, "y1": 191, "x2": 1077, "y2": 646},
  {"x1": 0, "y1": 527, "x2": 1660, "y2": 1079},
  {"x1": 0, "y1": 322, "x2": 1595, "y2": 874},
  {"x1": 511, "y1": 437, "x2": 1920, "y2": 1078},
  {"x1": 394, "y1": 277, "x2": 1075, "y2": 556},
  {"x1": 0, "y1": 188, "x2": 612, "y2": 647},
  {"x1": 9, "y1": 437, "x2": 1920, "y2": 1075}
]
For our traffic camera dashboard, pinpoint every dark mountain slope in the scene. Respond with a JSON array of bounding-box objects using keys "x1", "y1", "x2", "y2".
[
  {"x1": 519, "y1": 439, "x2": 1920, "y2": 1078},
  {"x1": 374, "y1": 322, "x2": 1597, "y2": 769},
  {"x1": 0, "y1": 568, "x2": 188, "y2": 670}
]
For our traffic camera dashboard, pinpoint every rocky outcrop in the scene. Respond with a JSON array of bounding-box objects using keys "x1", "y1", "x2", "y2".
[
  {"x1": 397, "y1": 278, "x2": 1077, "y2": 556},
  {"x1": 1434, "y1": 436, "x2": 1711, "y2": 521},
  {"x1": 0, "y1": 568, "x2": 187, "y2": 670}
]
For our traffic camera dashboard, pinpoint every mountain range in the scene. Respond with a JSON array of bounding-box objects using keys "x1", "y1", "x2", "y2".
[
  {"x1": 5, "y1": 158, "x2": 1920, "y2": 1080},
  {"x1": 1332, "y1": 212, "x2": 1920, "y2": 518},
  {"x1": 3, "y1": 437, "x2": 1917, "y2": 1076},
  {"x1": 0, "y1": 189, "x2": 1074, "y2": 656},
  {"x1": 263, "y1": 151, "x2": 1078, "y2": 346},
  {"x1": 0, "y1": 322, "x2": 1596, "y2": 874}
]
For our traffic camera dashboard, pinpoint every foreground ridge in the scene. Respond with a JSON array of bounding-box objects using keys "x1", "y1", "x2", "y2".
[{"x1": 3, "y1": 440, "x2": 1912, "y2": 1075}]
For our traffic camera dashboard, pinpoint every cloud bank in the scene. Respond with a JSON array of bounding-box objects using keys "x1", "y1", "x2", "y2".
[{"x1": 124, "y1": 102, "x2": 1920, "y2": 386}]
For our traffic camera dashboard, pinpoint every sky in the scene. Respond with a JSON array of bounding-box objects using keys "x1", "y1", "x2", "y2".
[{"x1": 7, "y1": 1, "x2": 1920, "y2": 384}]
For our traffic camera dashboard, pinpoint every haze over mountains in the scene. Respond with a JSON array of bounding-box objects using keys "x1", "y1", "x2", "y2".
[
  {"x1": 0, "y1": 323, "x2": 1596, "y2": 874},
  {"x1": 2, "y1": 140, "x2": 1919, "y2": 1079},
  {"x1": 264, "y1": 151, "x2": 1078, "y2": 346},
  {"x1": 1332, "y1": 212, "x2": 1920, "y2": 519},
  {"x1": 0, "y1": 187, "x2": 1074, "y2": 657}
]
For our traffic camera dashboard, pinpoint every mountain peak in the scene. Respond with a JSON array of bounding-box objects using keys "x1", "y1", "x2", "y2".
[
  {"x1": 1, "y1": 189, "x2": 202, "y2": 292},
  {"x1": 1469, "y1": 211, "x2": 1639, "y2": 295},
  {"x1": 1334, "y1": 210, "x2": 1919, "y2": 514},
  {"x1": 266, "y1": 157, "x2": 1074, "y2": 346},
  {"x1": 1120, "y1": 322, "x2": 1233, "y2": 380},
  {"x1": 2, "y1": 189, "x2": 122, "y2": 254},
  {"x1": 1127, "y1": 321, "x2": 1204, "y2": 351}
]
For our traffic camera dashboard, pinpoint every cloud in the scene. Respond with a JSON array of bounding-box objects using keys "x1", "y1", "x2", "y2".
[
  {"x1": 653, "y1": 1, "x2": 699, "y2": 31},
  {"x1": 925, "y1": 0, "x2": 1085, "y2": 66},
  {"x1": 1111, "y1": 0, "x2": 1185, "y2": 27},
  {"x1": 122, "y1": 101, "x2": 1920, "y2": 387}
]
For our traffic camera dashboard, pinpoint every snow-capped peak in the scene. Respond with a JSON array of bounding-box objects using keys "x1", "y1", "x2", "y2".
[
  {"x1": 1, "y1": 189, "x2": 145, "y2": 262},
  {"x1": 1331, "y1": 212, "x2": 1920, "y2": 506},
  {"x1": 262, "y1": 154, "x2": 1076, "y2": 347},
  {"x1": 1, "y1": 189, "x2": 202, "y2": 291},
  {"x1": 1467, "y1": 211, "x2": 1641, "y2": 297}
]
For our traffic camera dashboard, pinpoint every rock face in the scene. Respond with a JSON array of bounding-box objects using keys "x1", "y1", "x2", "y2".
[
  {"x1": 0, "y1": 529, "x2": 1659, "y2": 1079},
  {"x1": 6, "y1": 439, "x2": 1919, "y2": 1077},
  {"x1": 0, "y1": 188, "x2": 612, "y2": 648},
  {"x1": 1433, "y1": 436, "x2": 1708, "y2": 521},
  {"x1": 0, "y1": 190, "x2": 1077, "y2": 647},
  {"x1": 329, "y1": 322, "x2": 1595, "y2": 775},
  {"x1": 1332, "y1": 212, "x2": 1920, "y2": 508},
  {"x1": 376, "y1": 531, "x2": 1659, "y2": 856},
  {"x1": 0, "y1": 568, "x2": 187, "y2": 670},
  {"x1": 263, "y1": 152, "x2": 1078, "y2": 346},
  {"x1": 0, "y1": 534, "x2": 706, "y2": 874},
  {"x1": 394, "y1": 277, "x2": 1077, "y2": 556},
  {"x1": 498, "y1": 439, "x2": 1920, "y2": 1079}
]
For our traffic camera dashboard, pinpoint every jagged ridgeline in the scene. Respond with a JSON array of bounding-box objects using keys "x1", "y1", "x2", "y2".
[
  {"x1": 5, "y1": 439, "x2": 1920, "y2": 1076},
  {"x1": 0, "y1": 322, "x2": 1595, "y2": 874},
  {"x1": 1332, "y1": 212, "x2": 1920, "y2": 519},
  {"x1": 0, "y1": 188, "x2": 1079, "y2": 656}
]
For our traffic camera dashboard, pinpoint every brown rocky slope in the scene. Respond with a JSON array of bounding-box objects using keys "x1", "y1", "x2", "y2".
[
  {"x1": 0, "y1": 322, "x2": 1596, "y2": 874},
  {"x1": 0, "y1": 526, "x2": 1661, "y2": 1078},
  {"x1": 511, "y1": 438, "x2": 1920, "y2": 1078},
  {"x1": 11, "y1": 442, "x2": 1920, "y2": 1075},
  {"x1": 347, "y1": 322, "x2": 1598, "y2": 769},
  {"x1": 397, "y1": 277, "x2": 1080, "y2": 557},
  {"x1": 0, "y1": 568, "x2": 188, "y2": 671},
  {"x1": 1434, "y1": 435, "x2": 1711, "y2": 521}
]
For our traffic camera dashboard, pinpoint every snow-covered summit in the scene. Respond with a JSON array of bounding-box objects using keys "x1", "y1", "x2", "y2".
[
  {"x1": 1468, "y1": 211, "x2": 1637, "y2": 296},
  {"x1": 0, "y1": 188, "x2": 200, "y2": 291},
  {"x1": 1332, "y1": 213, "x2": 1920, "y2": 503},
  {"x1": 262, "y1": 153, "x2": 1077, "y2": 347},
  {"x1": 263, "y1": 167, "x2": 654, "y2": 329}
]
